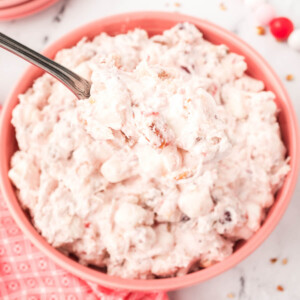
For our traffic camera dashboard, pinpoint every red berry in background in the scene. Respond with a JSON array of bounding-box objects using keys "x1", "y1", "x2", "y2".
[{"x1": 269, "y1": 17, "x2": 294, "y2": 41}]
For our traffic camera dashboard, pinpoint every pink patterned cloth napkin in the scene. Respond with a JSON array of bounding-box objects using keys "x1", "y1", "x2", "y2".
[{"x1": 0, "y1": 106, "x2": 168, "y2": 300}]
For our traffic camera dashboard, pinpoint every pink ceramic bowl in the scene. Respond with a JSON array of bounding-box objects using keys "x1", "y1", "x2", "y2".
[{"x1": 0, "y1": 12, "x2": 299, "y2": 292}]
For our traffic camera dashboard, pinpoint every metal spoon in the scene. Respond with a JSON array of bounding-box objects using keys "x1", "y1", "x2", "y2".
[{"x1": 0, "y1": 32, "x2": 91, "y2": 99}]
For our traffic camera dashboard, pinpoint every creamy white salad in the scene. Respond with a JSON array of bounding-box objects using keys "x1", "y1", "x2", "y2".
[{"x1": 9, "y1": 23, "x2": 289, "y2": 279}]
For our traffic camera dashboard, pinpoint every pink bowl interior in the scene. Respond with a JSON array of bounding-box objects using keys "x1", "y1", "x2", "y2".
[{"x1": 0, "y1": 11, "x2": 299, "y2": 292}]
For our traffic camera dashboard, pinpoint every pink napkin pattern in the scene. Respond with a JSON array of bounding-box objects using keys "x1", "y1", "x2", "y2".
[{"x1": 0, "y1": 106, "x2": 168, "y2": 300}]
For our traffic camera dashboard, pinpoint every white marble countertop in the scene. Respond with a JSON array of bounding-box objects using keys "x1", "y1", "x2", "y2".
[{"x1": 0, "y1": 0, "x2": 299, "y2": 299}]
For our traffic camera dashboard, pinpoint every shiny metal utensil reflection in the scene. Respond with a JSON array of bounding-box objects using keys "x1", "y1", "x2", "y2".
[{"x1": 0, "y1": 32, "x2": 91, "y2": 99}]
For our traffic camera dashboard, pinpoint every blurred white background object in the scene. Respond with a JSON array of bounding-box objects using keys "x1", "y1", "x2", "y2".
[{"x1": 0, "y1": 0, "x2": 299, "y2": 299}]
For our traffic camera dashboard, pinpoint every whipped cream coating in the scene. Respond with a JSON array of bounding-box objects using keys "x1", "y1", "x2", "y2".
[{"x1": 9, "y1": 23, "x2": 290, "y2": 279}]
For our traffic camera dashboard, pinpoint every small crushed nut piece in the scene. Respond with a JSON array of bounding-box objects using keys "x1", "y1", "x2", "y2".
[
  {"x1": 219, "y1": 2, "x2": 227, "y2": 11},
  {"x1": 277, "y1": 285, "x2": 284, "y2": 292},
  {"x1": 227, "y1": 293, "x2": 235, "y2": 299},
  {"x1": 199, "y1": 259, "x2": 214, "y2": 268},
  {"x1": 112, "y1": 55, "x2": 122, "y2": 68},
  {"x1": 167, "y1": 223, "x2": 172, "y2": 232},
  {"x1": 153, "y1": 40, "x2": 167, "y2": 45},
  {"x1": 270, "y1": 258, "x2": 278, "y2": 264},
  {"x1": 256, "y1": 26, "x2": 266, "y2": 35},
  {"x1": 282, "y1": 258, "x2": 288, "y2": 265},
  {"x1": 174, "y1": 2, "x2": 181, "y2": 7},
  {"x1": 89, "y1": 98, "x2": 95, "y2": 104},
  {"x1": 183, "y1": 98, "x2": 192, "y2": 109},
  {"x1": 159, "y1": 140, "x2": 167, "y2": 149},
  {"x1": 286, "y1": 74, "x2": 294, "y2": 81},
  {"x1": 211, "y1": 136, "x2": 221, "y2": 144},
  {"x1": 174, "y1": 171, "x2": 190, "y2": 180},
  {"x1": 158, "y1": 70, "x2": 170, "y2": 79}
]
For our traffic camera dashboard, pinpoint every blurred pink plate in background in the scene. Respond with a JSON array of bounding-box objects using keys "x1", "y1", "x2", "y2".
[
  {"x1": 0, "y1": 0, "x2": 30, "y2": 9},
  {"x1": 0, "y1": 0, "x2": 60, "y2": 20}
]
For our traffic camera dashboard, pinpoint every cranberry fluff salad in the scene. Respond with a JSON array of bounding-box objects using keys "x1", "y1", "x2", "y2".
[{"x1": 9, "y1": 23, "x2": 290, "y2": 279}]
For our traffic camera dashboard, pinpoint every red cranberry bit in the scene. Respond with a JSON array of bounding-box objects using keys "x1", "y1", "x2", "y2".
[
  {"x1": 219, "y1": 211, "x2": 232, "y2": 224},
  {"x1": 181, "y1": 215, "x2": 190, "y2": 222},
  {"x1": 224, "y1": 211, "x2": 232, "y2": 222},
  {"x1": 149, "y1": 123, "x2": 168, "y2": 149},
  {"x1": 180, "y1": 66, "x2": 191, "y2": 74},
  {"x1": 209, "y1": 84, "x2": 218, "y2": 96},
  {"x1": 145, "y1": 112, "x2": 160, "y2": 117},
  {"x1": 84, "y1": 222, "x2": 90, "y2": 228}
]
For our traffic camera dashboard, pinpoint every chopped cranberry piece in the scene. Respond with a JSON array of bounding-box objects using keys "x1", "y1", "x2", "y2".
[
  {"x1": 180, "y1": 66, "x2": 191, "y2": 74},
  {"x1": 224, "y1": 211, "x2": 232, "y2": 222},
  {"x1": 181, "y1": 215, "x2": 190, "y2": 222}
]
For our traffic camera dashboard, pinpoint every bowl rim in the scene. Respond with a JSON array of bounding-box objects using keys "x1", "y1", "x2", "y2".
[{"x1": 0, "y1": 11, "x2": 299, "y2": 292}]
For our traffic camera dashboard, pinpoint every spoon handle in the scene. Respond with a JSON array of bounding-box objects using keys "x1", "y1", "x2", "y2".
[{"x1": 0, "y1": 32, "x2": 91, "y2": 99}]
